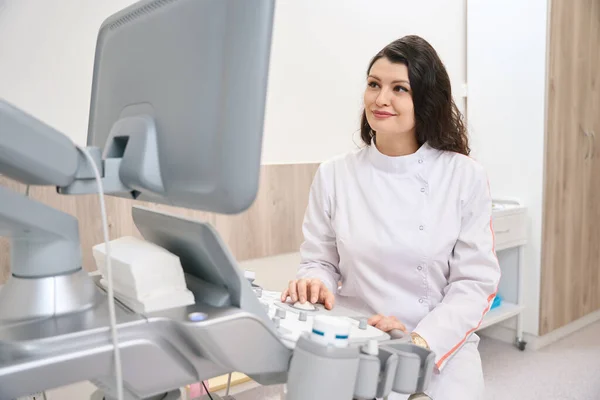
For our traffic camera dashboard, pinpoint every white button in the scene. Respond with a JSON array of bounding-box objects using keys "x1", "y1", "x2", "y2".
[
  {"x1": 363, "y1": 339, "x2": 379, "y2": 356},
  {"x1": 359, "y1": 318, "x2": 368, "y2": 330},
  {"x1": 312, "y1": 315, "x2": 351, "y2": 348},
  {"x1": 420, "y1": 188, "x2": 426, "y2": 193},
  {"x1": 417, "y1": 265, "x2": 423, "y2": 271},
  {"x1": 419, "y1": 299, "x2": 424, "y2": 303},
  {"x1": 419, "y1": 225, "x2": 424, "y2": 230},
  {"x1": 418, "y1": 159, "x2": 424, "y2": 164}
]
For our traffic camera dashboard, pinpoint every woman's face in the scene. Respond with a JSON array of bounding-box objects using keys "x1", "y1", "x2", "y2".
[{"x1": 363, "y1": 57, "x2": 415, "y2": 139}]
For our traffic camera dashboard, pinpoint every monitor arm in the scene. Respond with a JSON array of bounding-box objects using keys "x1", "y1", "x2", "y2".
[
  {"x1": 0, "y1": 97, "x2": 163, "y2": 200},
  {"x1": 0, "y1": 99, "x2": 153, "y2": 322},
  {"x1": 0, "y1": 100, "x2": 95, "y2": 274},
  {"x1": 58, "y1": 114, "x2": 166, "y2": 202}
]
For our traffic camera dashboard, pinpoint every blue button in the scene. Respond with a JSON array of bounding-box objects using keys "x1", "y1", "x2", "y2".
[{"x1": 188, "y1": 312, "x2": 208, "y2": 322}]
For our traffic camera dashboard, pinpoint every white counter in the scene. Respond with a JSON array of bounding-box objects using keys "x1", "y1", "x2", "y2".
[{"x1": 239, "y1": 252, "x2": 300, "y2": 291}]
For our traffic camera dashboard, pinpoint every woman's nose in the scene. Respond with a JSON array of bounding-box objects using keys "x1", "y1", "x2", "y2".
[{"x1": 375, "y1": 89, "x2": 391, "y2": 107}]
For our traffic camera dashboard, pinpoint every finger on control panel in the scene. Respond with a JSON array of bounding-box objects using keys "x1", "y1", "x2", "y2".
[
  {"x1": 368, "y1": 314, "x2": 384, "y2": 326},
  {"x1": 376, "y1": 319, "x2": 391, "y2": 331},
  {"x1": 323, "y1": 289, "x2": 335, "y2": 310},
  {"x1": 309, "y1": 280, "x2": 320, "y2": 303},
  {"x1": 297, "y1": 279, "x2": 308, "y2": 303},
  {"x1": 288, "y1": 280, "x2": 298, "y2": 302}
]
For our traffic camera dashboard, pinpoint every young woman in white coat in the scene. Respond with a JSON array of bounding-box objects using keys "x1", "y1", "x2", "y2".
[{"x1": 281, "y1": 35, "x2": 501, "y2": 400}]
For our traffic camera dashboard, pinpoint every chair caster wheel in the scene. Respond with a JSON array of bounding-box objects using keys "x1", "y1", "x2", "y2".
[{"x1": 516, "y1": 339, "x2": 527, "y2": 351}]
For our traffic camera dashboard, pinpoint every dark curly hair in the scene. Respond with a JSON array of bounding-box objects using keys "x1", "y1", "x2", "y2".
[{"x1": 360, "y1": 35, "x2": 470, "y2": 156}]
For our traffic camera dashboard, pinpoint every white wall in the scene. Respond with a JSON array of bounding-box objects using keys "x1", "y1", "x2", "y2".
[
  {"x1": 262, "y1": 0, "x2": 467, "y2": 164},
  {"x1": 467, "y1": 0, "x2": 549, "y2": 335},
  {"x1": 0, "y1": 0, "x2": 134, "y2": 146},
  {"x1": 0, "y1": 0, "x2": 466, "y2": 164}
]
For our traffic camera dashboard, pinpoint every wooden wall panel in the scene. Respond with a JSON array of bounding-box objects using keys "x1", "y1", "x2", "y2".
[
  {"x1": 214, "y1": 164, "x2": 319, "y2": 260},
  {"x1": 0, "y1": 163, "x2": 319, "y2": 284},
  {"x1": 540, "y1": 0, "x2": 600, "y2": 335},
  {"x1": 588, "y1": 0, "x2": 600, "y2": 323},
  {"x1": 0, "y1": 239, "x2": 9, "y2": 284},
  {"x1": 0, "y1": 178, "x2": 25, "y2": 283}
]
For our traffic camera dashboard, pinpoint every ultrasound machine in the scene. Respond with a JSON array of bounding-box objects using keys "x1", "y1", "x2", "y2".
[{"x1": 0, "y1": 1, "x2": 435, "y2": 399}]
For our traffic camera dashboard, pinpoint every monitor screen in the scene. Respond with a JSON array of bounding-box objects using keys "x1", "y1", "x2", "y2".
[{"x1": 87, "y1": 0, "x2": 275, "y2": 214}]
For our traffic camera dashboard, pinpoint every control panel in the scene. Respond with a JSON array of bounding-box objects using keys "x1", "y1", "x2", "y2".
[{"x1": 255, "y1": 288, "x2": 390, "y2": 349}]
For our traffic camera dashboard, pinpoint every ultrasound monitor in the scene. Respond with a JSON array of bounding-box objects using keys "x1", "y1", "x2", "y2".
[{"x1": 86, "y1": 0, "x2": 275, "y2": 214}]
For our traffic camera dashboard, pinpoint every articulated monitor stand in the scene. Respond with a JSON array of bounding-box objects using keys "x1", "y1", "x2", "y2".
[
  {"x1": 0, "y1": 185, "x2": 100, "y2": 322},
  {"x1": 0, "y1": 99, "x2": 127, "y2": 323}
]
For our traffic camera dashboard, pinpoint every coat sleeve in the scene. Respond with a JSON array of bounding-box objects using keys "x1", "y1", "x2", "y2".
[
  {"x1": 296, "y1": 163, "x2": 341, "y2": 293},
  {"x1": 413, "y1": 163, "x2": 501, "y2": 371}
]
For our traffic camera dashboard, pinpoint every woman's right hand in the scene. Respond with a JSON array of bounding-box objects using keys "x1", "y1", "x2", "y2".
[{"x1": 280, "y1": 278, "x2": 335, "y2": 310}]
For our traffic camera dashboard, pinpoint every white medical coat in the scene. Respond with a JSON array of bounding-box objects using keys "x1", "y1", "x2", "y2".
[{"x1": 296, "y1": 142, "x2": 500, "y2": 398}]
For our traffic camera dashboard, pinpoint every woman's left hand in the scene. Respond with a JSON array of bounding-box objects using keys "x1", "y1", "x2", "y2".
[{"x1": 367, "y1": 314, "x2": 407, "y2": 333}]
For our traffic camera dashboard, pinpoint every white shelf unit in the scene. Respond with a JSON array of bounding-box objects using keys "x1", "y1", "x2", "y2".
[
  {"x1": 479, "y1": 302, "x2": 525, "y2": 331},
  {"x1": 476, "y1": 198, "x2": 528, "y2": 350}
]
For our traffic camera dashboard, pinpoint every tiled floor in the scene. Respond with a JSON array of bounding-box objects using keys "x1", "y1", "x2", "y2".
[{"x1": 480, "y1": 321, "x2": 600, "y2": 400}]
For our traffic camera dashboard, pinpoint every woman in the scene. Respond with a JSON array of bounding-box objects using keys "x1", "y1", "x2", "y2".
[{"x1": 281, "y1": 35, "x2": 500, "y2": 399}]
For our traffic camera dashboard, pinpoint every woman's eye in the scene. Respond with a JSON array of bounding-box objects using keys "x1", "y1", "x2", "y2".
[
  {"x1": 368, "y1": 81, "x2": 379, "y2": 89},
  {"x1": 394, "y1": 85, "x2": 408, "y2": 93}
]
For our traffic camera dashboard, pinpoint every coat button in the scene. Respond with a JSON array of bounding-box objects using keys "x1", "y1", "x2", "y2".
[
  {"x1": 421, "y1": 187, "x2": 426, "y2": 193},
  {"x1": 419, "y1": 299, "x2": 424, "y2": 303},
  {"x1": 417, "y1": 265, "x2": 423, "y2": 271},
  {"x1": 418, "y1": 159, "x2": 424, "y2": 164},
  {"x1": 419, "y1": 225, "x2": 424, "y2": 231}
]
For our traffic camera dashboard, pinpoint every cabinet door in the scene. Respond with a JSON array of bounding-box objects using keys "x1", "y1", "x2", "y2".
[
  {"x1": 587, "y1": 0, "x2": 600, "y2": 316},
  {"x1": 540, "y1": 0, "x2": 596, "y2": 335}
]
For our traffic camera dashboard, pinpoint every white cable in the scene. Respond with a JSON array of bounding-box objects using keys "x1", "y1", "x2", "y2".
[
  {"x1": 78, "y1": 147, "x2": 123, "y2": 400},
  {"x1": 225, "y1": 372, "x2": 232, "y2": 396}
]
